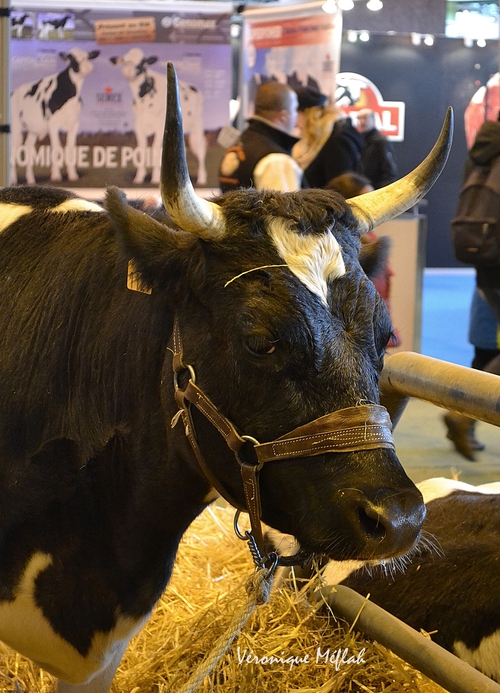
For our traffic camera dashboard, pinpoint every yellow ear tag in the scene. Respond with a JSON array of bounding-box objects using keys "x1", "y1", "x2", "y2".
[{"x1": 127, "y1": 260, "x2": 152, "y2": 295}]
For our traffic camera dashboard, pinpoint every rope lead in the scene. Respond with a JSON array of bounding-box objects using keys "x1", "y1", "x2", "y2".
[{"x1": 176, "y1": 566, "x2": 274, "y2": 693}]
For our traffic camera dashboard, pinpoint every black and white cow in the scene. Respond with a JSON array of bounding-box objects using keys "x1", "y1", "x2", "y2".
[
  {"x1": 10, "y1": 48, "x2": 99, "y2": 185},
  {"x1": 11, "y1": 13, "x2": 31, "y2": 39},
  {"x1": 110, "y1": 48, "x2": 207, "y2": 186},
  {"x1": 268, "y1": 477, "x2": 500, "y2": 683},
  {"x1": 39, "y1": 15, "x2": 73, "y2": 40},
  {"x1": 0, "y1": 64, "x2": 452, "y2": 691}
]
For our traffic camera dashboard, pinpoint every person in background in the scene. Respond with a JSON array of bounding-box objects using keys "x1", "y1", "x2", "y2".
[
  {"x1": 356, "y1": 108, "x2": 398, "y2": 189},
  {"x1": 292, "y1": 86, "x2": 363, "y2": 188},
  {"x1": 443, "y1": 288, "x2": 500, "y2": 461},
  {"x1": 327, "y1": 172, "x2": 401, "y2": 348},
  {"x1": 219, "y1": 82, "x2": 304, "y2": 192},
  {"x1": 443, "y1": 113, "x2": 500, "y2": 461},
  {"x1": 466, "y1": 114, "x2": 500, "y2": 324}
]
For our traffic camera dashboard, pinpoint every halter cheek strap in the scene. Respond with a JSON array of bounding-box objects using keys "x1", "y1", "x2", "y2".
[{"x1": 170, "y1": 319, "x2": 395, "y2": 568}]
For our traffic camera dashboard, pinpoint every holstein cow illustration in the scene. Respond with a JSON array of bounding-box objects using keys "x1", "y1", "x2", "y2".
[
  {"x1": 268, "y1": 477, "x2": 500, "y2": 683},
  {"x1": 11, "y1": 13, "x2": 31, "y2": 38},
  {"x1": 110, "y1": 48, "x2": 207, "y2": 186},
  {"x1": 0, "y1": 63, "x2": 451, "y2": 691},
  {"x1": 39, "y1": 14, "x2": 73, "y2": 40},
  {"x1": 10, "y1": 47, "x2": 99, "y2": 185}
]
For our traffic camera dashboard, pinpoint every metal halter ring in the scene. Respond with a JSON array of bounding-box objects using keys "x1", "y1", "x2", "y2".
[{"x1": 173, "y1": 363, "x2": 196, "y2": 390}]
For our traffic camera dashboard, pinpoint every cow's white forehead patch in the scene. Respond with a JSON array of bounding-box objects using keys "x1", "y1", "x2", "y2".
[{"x1": 268, "y1": 217, "x2": 345, "y2": 304}]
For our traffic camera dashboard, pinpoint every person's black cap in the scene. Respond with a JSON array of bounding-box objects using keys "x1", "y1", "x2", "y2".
[{"x1": 295, "y1": 85, "x2": 327, "y2": 111}]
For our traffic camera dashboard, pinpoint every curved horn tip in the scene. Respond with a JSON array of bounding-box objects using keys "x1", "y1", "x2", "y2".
[{"x1": 347, "y1": 107, "x2": 454, "y2": 236}]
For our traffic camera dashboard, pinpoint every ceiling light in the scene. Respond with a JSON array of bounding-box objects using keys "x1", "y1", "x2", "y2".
[
  {"x1": 347, "y1": 29, "x2": 358, "y2": 42},
  {"x1": 338, "y1": 0, "x2": 355, "y2": 9},
  {"x1": 477, "y1": 38, "x2": 486, "y2": 47},
  {"x1": 423, "y1": 34, "x2": 434, "y2": 46},
  {"x1": 464, "y1": 36, "x2": 473, "y2": 48},
  {"x1": 359, "y1": 31, "x2": 370, "y2": 42},
  {"x1": 322, "y1": 0, "x2": 337, "y2": 13},
  {"x1": 411, "y1": 32, "x2": 421, "y2": 46},
  {"x1": 366, "y1": 0, "x2": 383, "y2": 10}
]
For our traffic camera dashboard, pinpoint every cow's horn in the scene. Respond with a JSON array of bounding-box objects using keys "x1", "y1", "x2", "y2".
[
  {"x1": 347, "y1": 107, "x2": 453, "y2": 235},
  {"x1": 160, "y1": 62, "x2": 226, "y2": 240}
]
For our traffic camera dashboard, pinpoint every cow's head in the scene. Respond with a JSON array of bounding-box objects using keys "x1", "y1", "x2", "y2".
[
  {"x1": 106, "y1": 63, "x2": 453, "y2": 564},
  {"x1": 60, "y1": 48, "x2": 99, "y2": 76},
  {"x1": 110, "y1": 48, "x2": 158, "y2": 81}
]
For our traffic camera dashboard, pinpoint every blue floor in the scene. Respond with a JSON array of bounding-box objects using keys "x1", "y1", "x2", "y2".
[{"x1": 420, "y1": 268, "x2": 476, "y2": 367}]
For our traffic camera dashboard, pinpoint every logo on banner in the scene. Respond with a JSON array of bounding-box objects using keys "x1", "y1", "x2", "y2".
[
  {"x1": 336, "y1": 72, "x2": 405, "y2": 142},
  {"x1": 96, "y1": 87, "x2": 123, "y2": 103}
]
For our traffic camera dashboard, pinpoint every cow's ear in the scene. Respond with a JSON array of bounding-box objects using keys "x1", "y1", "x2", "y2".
[
  {"x1": 146, "y1": 56, "x2": 158, "y2": 65},
  {"x1": 59, "y1": 52, "x2": 69, "y2": 61},
  {"x1": 106, "y1": 187, "x2": 191, "y2": 286},
  {"x1": 88, "y1": 50, "x2": 100, "y2": 60}
]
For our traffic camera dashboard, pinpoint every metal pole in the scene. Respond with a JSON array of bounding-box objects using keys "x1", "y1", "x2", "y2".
[
  {"x1": 0, "y1": 0, "x2": 10, "y2": 187},
  {"x1": 379, "y1": 351, "x2": 500, "y2": 428}
]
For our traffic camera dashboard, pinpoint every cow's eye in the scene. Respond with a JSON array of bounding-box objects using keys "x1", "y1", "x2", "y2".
[{"x1": 245, "y1": 334, "x2": 277, "y2": 356}]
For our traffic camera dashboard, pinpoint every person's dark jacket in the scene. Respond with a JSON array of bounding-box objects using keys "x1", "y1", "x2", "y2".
[
  {"x1": 360, "y1": 128, "x2": 398, "y2": 189},
  {"x1": 465, "y1": 120, "x2": 500, "y2": 289},
  {"x1": 465, "y1": 119, "x2": 500, "y2": 173},
  {"x1": 303, "y1": 118, "x2": 363, "y2": 189},
  {"x1": 219, "y1": 118, "x2": 302, "y2": 192}
]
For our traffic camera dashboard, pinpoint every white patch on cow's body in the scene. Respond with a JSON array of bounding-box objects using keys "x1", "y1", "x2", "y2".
[
  {"x1": 0, "y1": 203, "x2": 32, "y2": 232},
  {"x1": 266, "y1": 527, "x2": 366, "y2": 587},
  {"x1": 454, "y1": 630, "x2": 500, "y2": 682},
  {"x1": 52, "y1": 199, "x2": 103, "y2": 213},
  {"x1": 0, "y1": 552, "x2": 147, "y2": 686},
  {"x1": 322, "y1": 559, "x2": 366, "y2": 585},
  {"x1": 268, "y1": 218, "x2": 345, "y2": 304},
  {"x1": 417, "y1": 477, "x2": 500, "y2": 504}
]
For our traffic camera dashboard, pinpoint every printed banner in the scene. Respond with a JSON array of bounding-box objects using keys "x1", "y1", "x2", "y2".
[
  {"x1": 10, "y1": 4, "x2": 233, "y2": 189},
  {"x1": 241, "y1": 1, "x2": 342, "y2": 121}
]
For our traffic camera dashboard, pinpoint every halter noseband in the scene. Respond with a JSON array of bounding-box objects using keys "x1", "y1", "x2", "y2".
[{"x1": 170, "y1": 319, "x2": 395, "y2": 570}]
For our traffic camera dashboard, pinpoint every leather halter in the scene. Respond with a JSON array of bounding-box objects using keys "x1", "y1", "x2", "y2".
[{"x1": 170, "y1": 320, "x2": 395, "y2": 568}]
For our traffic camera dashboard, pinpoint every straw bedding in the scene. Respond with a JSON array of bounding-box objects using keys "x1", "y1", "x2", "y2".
[{"x1": 0, "y1": 505, "x2": 447, "y2": 692}]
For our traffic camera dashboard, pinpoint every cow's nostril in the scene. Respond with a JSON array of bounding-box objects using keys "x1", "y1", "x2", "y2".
[{"x1": 358, "y1": 505, "x2": 387, "y2": 541}]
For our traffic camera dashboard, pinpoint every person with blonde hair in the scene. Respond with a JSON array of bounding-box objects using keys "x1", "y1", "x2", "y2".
[{"x1": 292, "y1": 85, "x2": 363, "y2": 188}]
